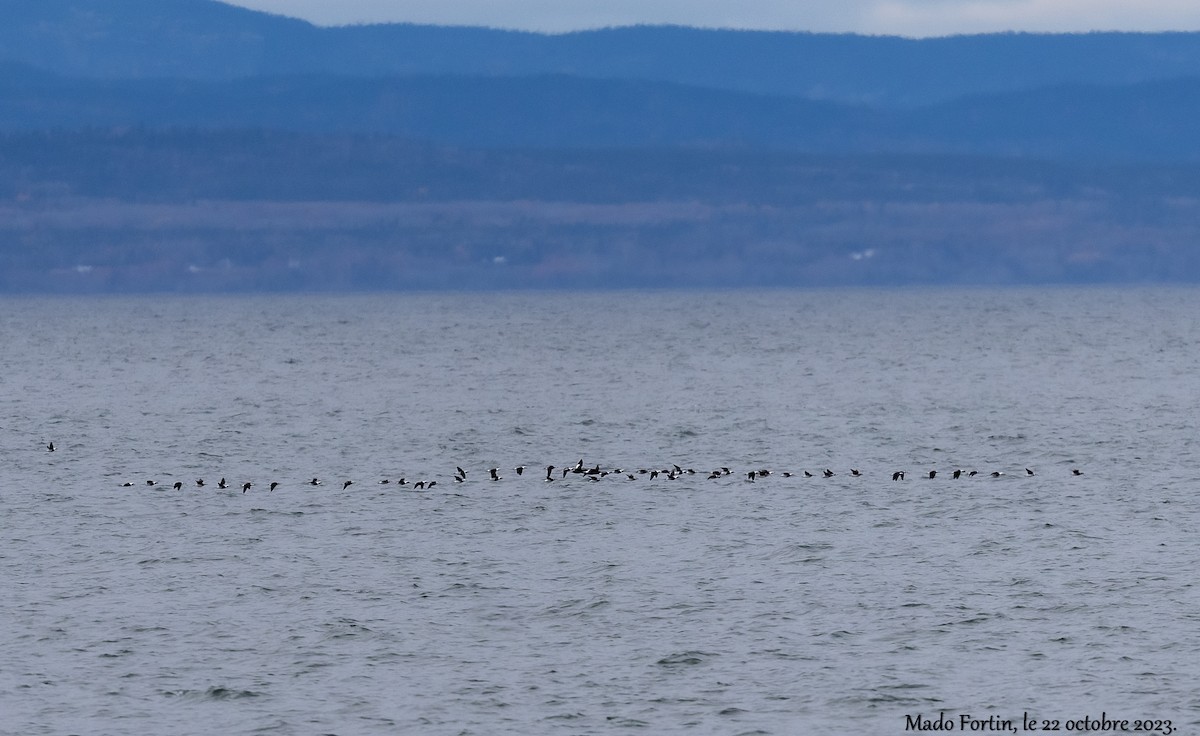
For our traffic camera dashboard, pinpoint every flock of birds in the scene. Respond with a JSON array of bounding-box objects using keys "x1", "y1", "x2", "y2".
[{"x1": 49, "y1": 438, "x2": 1083, "y2": 492}]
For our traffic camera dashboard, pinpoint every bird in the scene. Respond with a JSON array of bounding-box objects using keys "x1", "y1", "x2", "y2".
[
  {"x1": 270, "y1": 482, "x2": 279, "y2": 492},
  {"x1": 457, "y1": 466, "x2": 467, "y2": 479},
  {"x1": 173, "y1": 481, "x2": 183, "y2": 490},
  {"x1": 309, "y1": 478, "x2": 322, "y2": 486},
  {"x1": 46, "y1": 442, "x2": 55, "y2": 452},
  {"x1": 515, "y1": 465, "x2": 525, "y2": 476},
  {"x1": 196, "y1": 478, "x2": 205, "y2": 487},
  {"x1": 427, "y1": 481, "x2": 437, "y2": 488},
  {"x1": 928, "y1": 470, "x2": 937, "y2": 479},
  {"x1": 850, "y1": 469, "x2": 861, "y2": 477},
  {"x1": 453, "y1": 476, "x2": 464, "y2": 483},
  {"x1": 1026, "y1": 468, "x2": 1035, "y2": 476},
  {"x1": 1072, "y1": 468, "x2": 1083, "y2": 476},
  {"x1": 892, "y1": 471, "x2": 905, "y2": 481},
  {"x1": 823, "y1": 469, "x2": 834, "y2": 477},
  {"x1": 121, "y1": 482, "x2": 133, "y2": 487},
  {"x1": 379, "y1": 479, "x2": 390, "y2": 484},
  {"x1": 991, "y1": 471, "x2": 1003, "y2": 477},
  {"x1": 545, "y1": 465, "x2": 555, "y2": 482},
  {"x1": 489, "y1": 468, "x2": 501, "y2": 481},
  {"x1": 414, "y1": 481, "x2": 426, "y2": 489},
  {"x1": 218, "y1": 478, "x2": 228, "y2": 489},
  {"x1": 242, "y1": 482, "x2": 252, "y2": 493},
  {"x1": 804, "y1": 471, "x2": 813, "y2": 478},
  {"x1": 746, "y1": 471, "x2": 756, "y2": 482},
  {"x1": 342, "y1": 480, "x2": 353, "y2": 490},
  {"x1": 146, "y1": 480, "x2": 156, "y2": 486},
  {"x1": 952, "y1": 469, "x2": 962, "y2": 479}
]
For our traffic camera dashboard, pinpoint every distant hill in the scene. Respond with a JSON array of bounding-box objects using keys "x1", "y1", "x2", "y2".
[
  {"x1": 5, "y1": 1, "x2": 1200, "y2": 292},
  {"x1": 3, "y1": 64, "x2": 1200, "y2": 160},
  {"x1": 3, "y1": 0, "x2": 1200, "y2": 105}
]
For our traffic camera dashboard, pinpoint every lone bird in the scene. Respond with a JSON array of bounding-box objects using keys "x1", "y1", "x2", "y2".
[
  {"x1": 46, "y1": 442, "x2": 55, "y2": 452},
  {"x1": 342, "y1": 480, "x2": 353, "y2": 490},
  {"x1": 1072, "y1": 468, "x2": 1084, "y2": 476},
  {"x1": 892, "y1": 471, "x2": 905, "y2": 481},
  {"x1": 270, "y1": 482, "x2": 279, "y2": 492},
  {"x1": 1026, "y1": 468, "x2": 1035, "y2": 476}
]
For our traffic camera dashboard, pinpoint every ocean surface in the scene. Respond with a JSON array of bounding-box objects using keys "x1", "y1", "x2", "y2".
[{"x1": 1, "y1": 288, "x2": 1197, "y2": 735}]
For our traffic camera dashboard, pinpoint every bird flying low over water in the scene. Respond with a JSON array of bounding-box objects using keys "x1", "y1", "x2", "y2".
[
  {"x1": 46, "y1": 442, "x2": 55, "y2": 452},
  {"x1": 343, "y1": 480, "x2": 353, "y2": 490},
  {"x1": 242, "y1": 482, "x2": 252, "y2": 493},
  {"x1": 218, "y1": 478, "x2": 228, "y2": 489},
  {"x1": 310, "y1": 478, "x2": 321, "y2": 486},
  {"x1": 270, "y1": 482, "x2": 279, "y2": 491}
]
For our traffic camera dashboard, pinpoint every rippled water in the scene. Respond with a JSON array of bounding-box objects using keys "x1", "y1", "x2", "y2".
[{"x1": 2, "y1": 288, "x2": 1199, "y2": 735}]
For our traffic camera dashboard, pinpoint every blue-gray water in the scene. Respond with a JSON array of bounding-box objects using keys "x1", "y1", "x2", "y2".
[{"x1": 2, "y1": 288, "x2": 1197, "y2": 735}]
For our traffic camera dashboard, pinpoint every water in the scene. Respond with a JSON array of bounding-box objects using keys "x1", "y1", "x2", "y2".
[{"x1": 1, "y1": 288, "x2": 1197, "y2": 735}]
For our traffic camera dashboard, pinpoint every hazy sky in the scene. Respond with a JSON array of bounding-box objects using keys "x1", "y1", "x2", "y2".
[{"x1": 223, "y1": 0, "x2": 1200, "y2": 36}]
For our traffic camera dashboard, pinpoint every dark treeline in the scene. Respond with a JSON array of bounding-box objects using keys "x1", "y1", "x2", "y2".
[{"x1": 7, "y1": 128, "x2": 1200, "y2": 204}]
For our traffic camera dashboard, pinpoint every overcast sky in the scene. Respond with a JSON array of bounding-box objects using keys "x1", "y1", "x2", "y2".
[{"x1": 223, "y1": 0, "x2": 1200, "y2": 36}]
